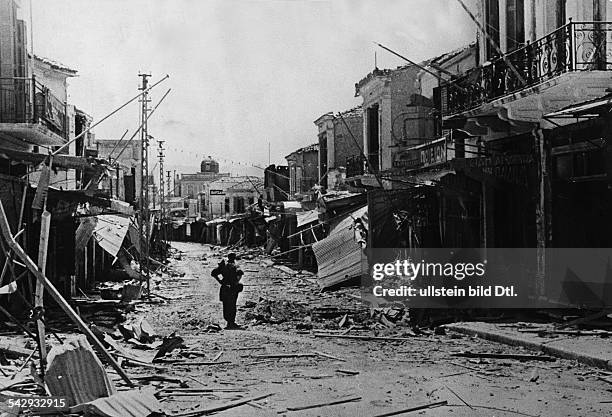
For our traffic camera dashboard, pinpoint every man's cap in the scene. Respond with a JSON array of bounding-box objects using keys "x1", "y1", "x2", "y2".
[{"x1": 228, "y1": 253, "x2": 237, "y2": 260}]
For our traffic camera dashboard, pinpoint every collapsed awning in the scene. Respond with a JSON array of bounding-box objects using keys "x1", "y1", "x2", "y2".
[
  {"x1": 312, "y1": 206, "x2": 367, "y2": 289},
  {"x1": 545, "y1": 95, "x2": 612, "y2": 118},
  {"x1": 92, "y1": 215, "x2": 130, "y2": 257}
]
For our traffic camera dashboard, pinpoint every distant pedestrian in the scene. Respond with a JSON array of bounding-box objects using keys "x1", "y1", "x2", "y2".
[{"x1": 211, "y1": 253, "x2": 244, "y2": 329}]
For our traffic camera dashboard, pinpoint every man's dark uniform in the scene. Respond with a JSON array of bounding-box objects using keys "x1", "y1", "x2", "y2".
[{"x1": 211, "y1": 254, "x2": 243, "y2": 329}]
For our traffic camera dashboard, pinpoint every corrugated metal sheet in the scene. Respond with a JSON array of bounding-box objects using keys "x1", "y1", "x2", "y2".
[
  {"x1": 70, "y1": 389, "x2": 163, "y2": 417},
  {"x1": 93, "y1": 215, "x2": 130, "y2": 257},
  {"x1": 313, "y1": 206, "x2": 367, "y2": 289},
  {"x1": 46, "y1": 336, "x2": 116, "y2": 407}
]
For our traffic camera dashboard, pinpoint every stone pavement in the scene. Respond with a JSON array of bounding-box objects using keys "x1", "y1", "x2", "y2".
[{"x1": 444, "y1": 321, "x2": 612, "y2": 371}]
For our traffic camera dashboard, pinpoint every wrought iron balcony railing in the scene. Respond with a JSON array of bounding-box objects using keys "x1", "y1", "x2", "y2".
[
  {"x1": 0, "y1": 76, "x2": 67, "y2": 138},
  {"x1": 441, "y1": 21, "x2": 612, "y2": 116}
]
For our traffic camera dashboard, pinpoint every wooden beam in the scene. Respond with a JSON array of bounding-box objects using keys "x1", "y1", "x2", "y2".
[
  {"x1": 35, "y1": 210, "x2": 51, "y2": 372},
  {"x1": 0, "y1": 200, "x2": 133, "y2": 386}
]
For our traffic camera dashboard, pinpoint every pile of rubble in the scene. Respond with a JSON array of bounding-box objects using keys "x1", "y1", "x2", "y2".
[
  {"x1": 244, "y1": 298, "x2": 309, "y2": 324},
  {"x1": 241, "y1": 296, "x2": 415, "y2": 334}
]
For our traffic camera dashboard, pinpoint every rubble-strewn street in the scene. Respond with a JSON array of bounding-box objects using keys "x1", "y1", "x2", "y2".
[
  {"x1": 74, "y1": 242, "x2": 609, "y2": 417},
  {"x1": 3, "y1": 1, "x2": 612, "y2": 416}
]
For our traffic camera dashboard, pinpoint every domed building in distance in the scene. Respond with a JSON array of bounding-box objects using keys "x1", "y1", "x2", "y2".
[
  {"x1": 200, "y1": 156, "x2": 220, "y2": 174},
  {"x1": 177, "y1": 156, "x2": 229, "y2": 199},
  {"x1": 174, "y1": 155, "x2": 263, "y2": 221}
]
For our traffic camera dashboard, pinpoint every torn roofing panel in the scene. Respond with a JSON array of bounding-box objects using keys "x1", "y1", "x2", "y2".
[
  {"x1": 70, "y1": 389, "x2": 163, "y2": 417},
  {"x1": 313, "y1": 206, "x2": 367, "y2": 289},
  {"x1": 93, "y1": 215, "x2": 131, "y2": 257},
  {"x1": 46, "y1": 336, "x2": 116, "y2": 406}
]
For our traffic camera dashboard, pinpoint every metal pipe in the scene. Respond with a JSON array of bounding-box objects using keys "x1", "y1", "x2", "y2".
[
  {"x1": 112, "y1": 88, "x2": 172, "y2": 162},
  {"x1": 106, "y1": 129, "x2": 130, "y2": 158},
  {"x1": 375, "y1": 42, "x2": 469, "y2": 94}
]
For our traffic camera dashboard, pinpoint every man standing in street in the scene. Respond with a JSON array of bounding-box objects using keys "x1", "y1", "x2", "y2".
[{"x1": 211, "y1": 253, "x2": 244, "y2": 329}]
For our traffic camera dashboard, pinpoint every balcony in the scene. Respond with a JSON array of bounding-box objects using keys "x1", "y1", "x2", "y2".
[
  {"x1": 441, "y1": 21, "x2": 612, "y2": 117},
  {"x1": 0, "y1": 77, "x2": 67, "y2": 147}
]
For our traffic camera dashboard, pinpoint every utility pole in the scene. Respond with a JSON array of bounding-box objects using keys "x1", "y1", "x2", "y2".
[
  {"x1": 138, "y1": 72, "x2": 151, "y2": 297},
  {"x1": 173, "y1": 169, "x2": 177, "y2": 196},
  {"x1": 166, "y1": 170, "x2": 171, "y2": 198},
  {"x1": 158, "y1": 140, "x2": 166, "y2": 249}
]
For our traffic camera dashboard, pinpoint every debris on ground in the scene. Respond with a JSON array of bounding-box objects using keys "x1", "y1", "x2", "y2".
[{"x1": 244, "y1": 297, "x2": 309, "y2": 324}]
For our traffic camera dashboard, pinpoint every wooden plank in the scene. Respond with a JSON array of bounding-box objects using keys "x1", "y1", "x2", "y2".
[
  {"x1": 250, "y1": 353, "x2": 316, "y2": 359},
  {"x1": 0, "y1": 200, "x2": 133, "y2": 387},
  {"x1": 35, "y1": 210, "x2": 51, "y2": 370},
  {"x1": 336, "y1": 369, "x2": 359, "y2": 375},
  {"x1": 313, "y1": 351, "x2": 346, "y2": 362},
  {"x1": 451, "y1": 351, "x2": 556, "y2": 362},
  {"x1": 313, "y1": 333, "x2": 422, "y2": 342},
  {"x1": 286, "y1": 395, "x2": 362, "y2": 411},
  {"x1": 172, "y1": 392, "x2": 274, "y2": 416},
  {"x1": 556, "y1": 310, "x2": 611, "y2": 330},
  {"x1": 373, "y1": 400, "x2": 448, "y2": 416}
]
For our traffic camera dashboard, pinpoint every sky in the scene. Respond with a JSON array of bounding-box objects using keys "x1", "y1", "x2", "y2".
[{"x1": 27, "y1": 0, "x2": 477, "y2": 178}]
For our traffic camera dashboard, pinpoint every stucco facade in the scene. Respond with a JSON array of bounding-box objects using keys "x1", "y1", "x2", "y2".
[
  {"x1": 314, "y1": 107, "x2": 363, "y2": 190},
  {"x1": 285, "y1": 143, "x2": 319, "y2": 199},
  {"x1": 354, "y1": 44, "x2": 478, "y2": 187}
]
